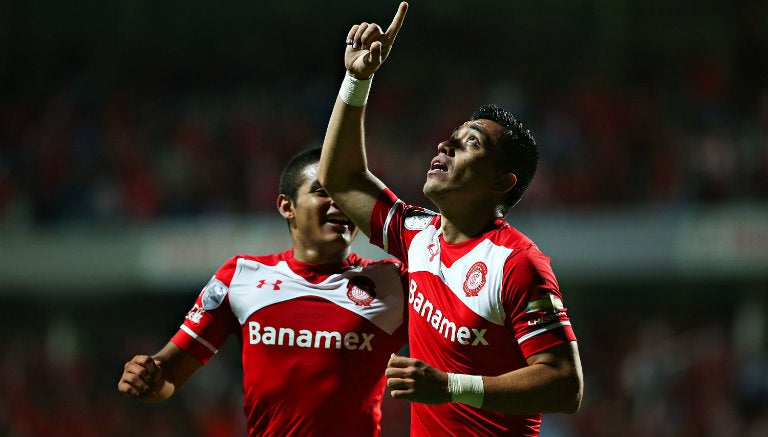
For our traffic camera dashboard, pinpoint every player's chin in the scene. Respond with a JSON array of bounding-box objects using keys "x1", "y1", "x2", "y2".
[
  {"x1": 339, "y1": 227, "x2": 358, "y2": 245},
  {"x1": 324, "y1": 233, "x2": 354, "y2": 252},
  {"x1": 324, "y1": 224, "x2": 356, "y2": 244},
  {"x1": 423, "y1": 175, "x2": 445, "y2": 191},
  {"x1": 422, "y1": 181, "x2": 447, "y2": 201},
  {"x1": 327, "y1": 221, "x2": 356, "y2": 236}
]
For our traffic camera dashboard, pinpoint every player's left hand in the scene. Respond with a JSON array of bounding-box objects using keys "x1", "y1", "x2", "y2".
[
  {"x1": 385, "y1": 353, "x2": 451, "y2": 404},
  {"x1": 344, "y1": 2, "x2": 408, "y2": 79}
]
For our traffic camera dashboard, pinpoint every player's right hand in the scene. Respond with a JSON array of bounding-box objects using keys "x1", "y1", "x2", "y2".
[
  {"x1": 117, "y1": 354, "x2": 164, "y2": 400},
  {"x1": 344, "y1": 2, "x2": 408, "y2": 79},
  {"x1": 385, "y1": 353, "x2": 451, "y2": 405}
]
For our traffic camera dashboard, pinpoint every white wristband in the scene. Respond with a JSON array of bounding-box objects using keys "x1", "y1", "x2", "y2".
[
  {"x1": 339, "y1": 74, "x2": 372, "y2": 107},
  {"x1": 447, "y1": 373, "x2": 484, "y2": 408}
]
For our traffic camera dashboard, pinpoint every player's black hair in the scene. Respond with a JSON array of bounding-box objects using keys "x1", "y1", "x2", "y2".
[
  {"x1": 279, "y1": 146, "x2": 322, "y2": 203},
  {"x1": 470, "y1": 104, "x2": 539, "y2": 214}
]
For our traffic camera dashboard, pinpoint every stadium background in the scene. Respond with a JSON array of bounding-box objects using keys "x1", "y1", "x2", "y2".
[{"x1": 1, "y1": 0, "x2": 767, "y2": 436}]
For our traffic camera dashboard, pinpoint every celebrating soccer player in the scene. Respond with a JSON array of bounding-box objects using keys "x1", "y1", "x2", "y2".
[
  {"x1": 318, "y1": 3, "x2": 583, "y2": 436},
  {"x1": 118, "y1": 147, "x2": 408, "y2": 436}
]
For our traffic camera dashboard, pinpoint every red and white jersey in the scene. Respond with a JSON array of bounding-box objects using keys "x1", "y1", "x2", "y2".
[
  {"x1": 370, "y1": 188, "x2": 576, "y2": 437},
  {"x1": 171, "y1": 249, "x2": 408, "y2": 437}
]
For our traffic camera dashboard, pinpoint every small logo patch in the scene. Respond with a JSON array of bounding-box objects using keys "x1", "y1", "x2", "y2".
[
  {"x1": 347, "y1": 276, "x2": 376, "y2": 306},
  {"x1": 427, "y1": 243, "x2": 440, "y2": 262},
  {"x1": 256, "y1": 279, "x2": 282, "y2": 291},
  {"x1": 463, "y1": 261, "x2": 488, "y2": 297},
  {"x1": 186, "y1": 304, "x2": 205, "y2": 323},
  {"x1": 202, "y1": 278, "x2": 229, "y2": 310},
  {"x1": 526, "y1": 295, "x2": 564, "y2": 314},
  {"x1": 404, "y1": 210, "x2": 435, "y2": 230}
]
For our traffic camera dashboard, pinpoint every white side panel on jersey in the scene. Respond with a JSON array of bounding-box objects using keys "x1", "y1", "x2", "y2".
[
  {"x1": 227, "y1": 258, "x2": 405, "y2": 335},
  {"x1": 408, "y1": 228, "x2": 512, "y2": 326}
]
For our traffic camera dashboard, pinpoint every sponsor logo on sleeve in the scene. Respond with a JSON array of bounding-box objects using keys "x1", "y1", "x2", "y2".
[{"x1": 186, "y1": 304, "x2": 205, "y2": 324}]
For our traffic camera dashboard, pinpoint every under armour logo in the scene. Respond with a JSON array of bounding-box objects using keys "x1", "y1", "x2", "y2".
[
  {"x1": 427, "y1": 243, "x2": 440, "y2": 262},
  {"x1": 256, "y1": 279, "x2": 282, "y2": 290}
]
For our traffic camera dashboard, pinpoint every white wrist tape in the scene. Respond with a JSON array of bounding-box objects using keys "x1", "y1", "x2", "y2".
[
  {"x1": 339, "y1": 74, "x2": 372, "y2": 107},
  {"x1": 447, "y1": 373, "x2": 484, "y2": 408}
]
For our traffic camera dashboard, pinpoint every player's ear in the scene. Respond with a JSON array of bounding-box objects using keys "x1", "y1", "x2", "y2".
[
  {"x1": 276, "y1": 193, "x2": 295, "y2": 220},
  {"x1": 492, "y1": 172, "x2": 517, "y2": 194}
]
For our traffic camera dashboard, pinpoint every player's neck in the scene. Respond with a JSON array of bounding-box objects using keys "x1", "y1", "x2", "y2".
[
  {"x1": 439, "y1": 212, "x2": 499, "y2": 244},
  {"x1": 436, "y1": 195, "x2": 500, "y2": 243},
  {"x1": 292, "y1": 245, "x2": 350, "y2": 266}
]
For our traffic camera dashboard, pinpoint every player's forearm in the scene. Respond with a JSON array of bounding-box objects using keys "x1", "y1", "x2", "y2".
[
  {"x1": 144, "y1": 343, "x2": 201, "y2": 403},
  {"x1": 481, "y1": 362, "x2": 582, "y2": 414},
  {"x1": 480, "y1": 342, "x2": 583, "y2": 414},
  {"x1": 318, "y1": 94, "x2": 368, "y2": 193},
  {"x1": 319, "y1": 95, "x2": 384, "y2": 236}
]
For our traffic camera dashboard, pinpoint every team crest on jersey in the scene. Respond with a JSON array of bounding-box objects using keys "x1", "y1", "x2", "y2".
[
  {"x1": 463, "y1": 261, "x2": 488, "y2": 297},
  {"x1": 202, "y1": 278, "x2": 229, "y2": 310},
  {"x1": 347, "y1": 275, "x2": 376, "y2": 306}
]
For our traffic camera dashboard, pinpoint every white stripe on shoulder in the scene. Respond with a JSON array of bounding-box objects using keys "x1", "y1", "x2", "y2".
[
  {"x1": 180, "y1": 325, "x2": 218, "y2": 354},
  {"x1": 517, "y1": 321, "x2": 572, "y2": 344},
  {"x1": 382, "y1": 199, "x2": 403, "y2": 253}
]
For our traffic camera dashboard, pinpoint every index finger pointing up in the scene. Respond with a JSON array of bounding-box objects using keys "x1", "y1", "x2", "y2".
[{"x1": 385, "y1": 2, "x2": 409, "y2": 40}]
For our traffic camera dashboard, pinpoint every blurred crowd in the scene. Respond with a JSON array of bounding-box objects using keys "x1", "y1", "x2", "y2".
[
  {"x1": 1, "y1": 2, "x2": 768, "y2": 226},
  {"x1": 1, "y1": 61, "x2": 767, "y2": 226},
  {"x1": 2, "y1": 288, "x2": 767, "y2": 437}
]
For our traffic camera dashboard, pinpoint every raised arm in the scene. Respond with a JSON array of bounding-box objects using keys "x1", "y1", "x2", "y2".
[{"x1": 318, "y1": 2, "x2": 408, "y2": 237}]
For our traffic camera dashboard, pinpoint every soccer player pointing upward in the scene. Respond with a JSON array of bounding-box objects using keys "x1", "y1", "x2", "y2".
[{"x1": 319, "y1": 3, "x2": 583, "y2": 436}]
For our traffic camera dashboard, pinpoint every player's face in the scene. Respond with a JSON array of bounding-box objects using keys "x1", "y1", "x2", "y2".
[
  {"x1": 283, "y1": 163, "x2": 358, "y2": 258},
  {"x1": 423, "y1": 119, "x2": 505, "y2": 206}
]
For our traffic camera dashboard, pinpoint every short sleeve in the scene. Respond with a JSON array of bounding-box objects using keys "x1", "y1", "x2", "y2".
[
  {"x1": 170, "y1": 257, "x2": 241, "y2": 364},
  {"x1": 504, "y1": 247, "x2": 576, "y2": 358}
]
